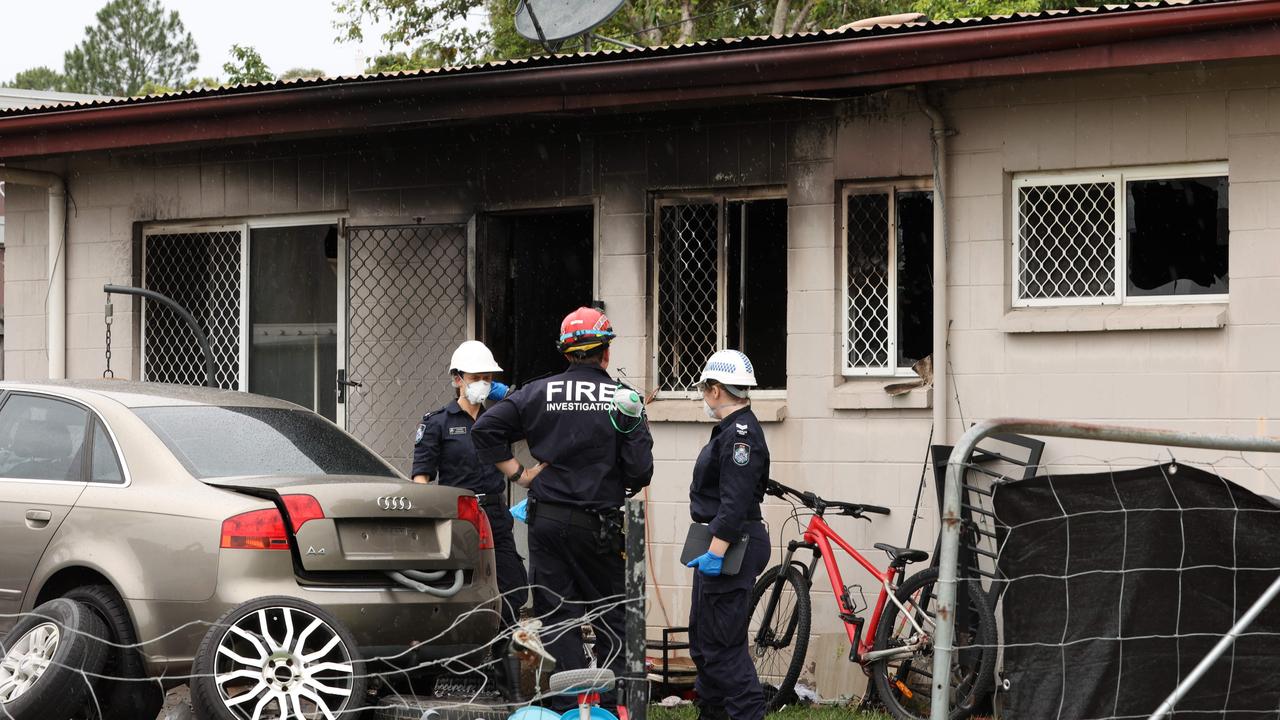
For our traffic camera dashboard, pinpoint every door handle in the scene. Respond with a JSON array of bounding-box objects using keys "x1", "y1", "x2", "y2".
[
  {"x1": 337, "y1": 369, "x2": 363, "y2": 404},
  {"x1": 25, "y1": 510, "x2": 51, "y2": 529}
]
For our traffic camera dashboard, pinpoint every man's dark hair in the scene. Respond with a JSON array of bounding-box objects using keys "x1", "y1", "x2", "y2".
[{"x1": 566, "y1": 345, "x2": 607, "y2": 366}]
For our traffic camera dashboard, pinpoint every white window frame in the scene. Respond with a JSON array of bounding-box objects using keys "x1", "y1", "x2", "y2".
[
  {"x1": 651, "y1": 189, "x2": 787, "y2": 400},
  {"x1": 841, "y1": 179, "x2": 933, "y2": 378},
  {"x1": 1011, "y1": 162, "x2": 1229, "y2": 309}
]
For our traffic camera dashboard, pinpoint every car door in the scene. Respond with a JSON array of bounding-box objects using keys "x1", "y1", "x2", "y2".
[{"x1": 0, "y1": 393, "x2": 91, "y2": 633}]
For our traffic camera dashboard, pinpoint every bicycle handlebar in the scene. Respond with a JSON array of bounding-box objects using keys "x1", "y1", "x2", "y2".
[{"x1": 765, "y1": 479, "x2": 891, "y2": 517}]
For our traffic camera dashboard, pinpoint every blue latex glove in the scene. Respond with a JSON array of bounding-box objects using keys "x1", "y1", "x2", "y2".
[
  {"x1": 489, "y1": 381, "x2": 511, "y2": 401},
  {"x1": 510, "y1": 498, "x2": 529, "y2": 524},
  {"x1": 686, "y1": 551, "x2": 724, "y2": 577}
]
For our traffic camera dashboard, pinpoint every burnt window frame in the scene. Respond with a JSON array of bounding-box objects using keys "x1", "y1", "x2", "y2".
[
  {"x1": 651, "y1": 188, "x2": 788, "y2": 398},
  {"x1": 1012, "y1": 162, "x2": 1229, "y2": 309},
  {"x1": 841, "y1": 179, "x2": 935, "y2": 378}
]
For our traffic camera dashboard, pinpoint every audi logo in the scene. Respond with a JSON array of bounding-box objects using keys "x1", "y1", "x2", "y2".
[{"x1": 377, "y1": 496, "x2": 413, "y2": 511}]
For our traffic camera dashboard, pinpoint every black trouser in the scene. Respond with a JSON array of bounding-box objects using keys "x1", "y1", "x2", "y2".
[
  {"x1": 483, "y1": 502, "x2": 529, "y2": 631},
  {"x1": 528, "y1": 508, "x2": 626, "y2": 713},
  {"x1": 690, "y1": 522, "x2": 771, "y2": 720}
]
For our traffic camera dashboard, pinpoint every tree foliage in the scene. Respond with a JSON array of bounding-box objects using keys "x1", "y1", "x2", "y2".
[
  {"x1": 279, "y1": 67, "x2": 329, "y2": 81},
  {"x1": 63, "y1": 0, "x2": 199, "y2": 96},
  {"x1": 223, "y1": 44, "x2": 274, "y2": 85},
  {"x1": 337, "y1": 0, "x2": 1108, "y2": 72},
  {"x1": 7, "y1": 66, "x2": 68, "y2": 92}
]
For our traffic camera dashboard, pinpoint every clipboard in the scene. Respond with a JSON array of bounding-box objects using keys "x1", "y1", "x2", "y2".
[{"x1": 680, "y1": 523, "x2": 749, "y2": 576}]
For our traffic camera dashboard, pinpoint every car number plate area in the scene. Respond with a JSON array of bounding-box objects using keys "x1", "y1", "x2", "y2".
[{"x1": 336, "y1": 520, "x2": 447, "y2": 560}]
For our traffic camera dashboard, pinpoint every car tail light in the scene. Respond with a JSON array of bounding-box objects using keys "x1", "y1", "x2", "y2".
[
  {"x1": 220, "y1": 508, "x2": 289, "y2": 550},
  {"x1": 281, "y1": 494, "x2": 324, "y2": 532},
  {"x1": 457, "y1": 496, "x2": 495, "y2": 551}
]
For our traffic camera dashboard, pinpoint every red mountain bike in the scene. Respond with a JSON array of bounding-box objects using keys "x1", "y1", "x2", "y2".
[{"x1": 749, "y1": 480, "x2": 995, "y2": 720}]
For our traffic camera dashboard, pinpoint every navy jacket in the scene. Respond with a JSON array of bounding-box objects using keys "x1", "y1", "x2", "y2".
[
  {"x1": 471, "y1": 364, "x2": 654, "y2": 511},
  {"x1": 411, "y1": 401, "x2": 506, "y2": 496},
  {"x1": 690, "y1": 405, "x2": 769, "y2": 540}
]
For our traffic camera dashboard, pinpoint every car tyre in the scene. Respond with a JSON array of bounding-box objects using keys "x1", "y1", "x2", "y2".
[
  {"x1": 191, "y1": 596, "x2": 367, "y2": 720},
  {"x1": 65, "y1": 584, "x2": 165, "y2": 720},
  {"x1": 0, "y1": 598, "x2": 110, "y2": 719}
]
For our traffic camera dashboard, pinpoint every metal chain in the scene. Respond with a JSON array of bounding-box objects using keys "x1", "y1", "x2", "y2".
[{"x1": 103, "y1": 299, "x2": 114, "y2": 379}]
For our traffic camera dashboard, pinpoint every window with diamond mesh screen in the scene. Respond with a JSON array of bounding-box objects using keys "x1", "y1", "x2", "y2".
[
  {"x1": 143, "y1": 230, "x2": 243, "y2": 389},
  {"x1": 346, "y1": 225, "x2": 467, "y2": 474},
  {"x1": 656, "y1": 203, "x2": 719, "y2": 392},
  {"x1": 845, "y1": 193, "x2": 892, "y2": 371},
  {"x1": 1016, "y1": 182, "x2": 1117, "y2": 302}
]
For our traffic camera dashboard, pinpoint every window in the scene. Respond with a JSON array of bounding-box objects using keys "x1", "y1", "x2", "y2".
[
  {"x1": 90, "y1": 420, "x2": 124, "y2": 484},
  {"x1": 142, "y1": 221, "x2": 341, "y2": 421},
  {"x1": 842, "y1": 183, "x2": 934, "y2": 376},
  {"x1": 1013, "y1": 163, "x2": 1228, "y2": 307},
  {"x1": 654, "y1": 195, "x2": 787, "y2": 393},
  {"x1": 135, "y1": 406, "x2": 397, "y2": 479},
  {"x1": 0, "y1": 395, "x2": 88, "y2": 481}
]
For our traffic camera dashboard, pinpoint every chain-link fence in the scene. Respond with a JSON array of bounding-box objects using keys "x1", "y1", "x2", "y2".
[
  {"x1": 844, "y1": 192, "x2": 891, "y2": 372},
  {"x1": 346, "y1": 224, "x2": 468, "y2": 474},
  {"x1": 142, "y1": 230, "x2": 243, "y2": 389},
  {"x1": 1015, "y1": 181, "x2": 1117, "y2": 302},
  {"x1": 655, "y1": 202, "x2": 719, "y2": 393}
]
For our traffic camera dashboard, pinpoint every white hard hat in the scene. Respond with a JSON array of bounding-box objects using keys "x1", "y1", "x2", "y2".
[
  {"x1": 449, "y1": 340, "x2": 503, "y2": 374},
  {"x1": 699, "y1": 349, "x2": 757, "y2": 387}
]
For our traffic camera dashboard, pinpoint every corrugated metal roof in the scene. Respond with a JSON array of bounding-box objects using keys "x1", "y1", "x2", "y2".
[
  {"x1": 0, "y1": 0, "x2": 1221, "y2": 117},
  {"x1": 0, "y1": 87, "x2": 116, "y2": 111}
]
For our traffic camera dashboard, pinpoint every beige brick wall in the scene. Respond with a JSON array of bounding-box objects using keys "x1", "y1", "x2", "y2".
[{"x1": 7, "y1": 58, "x2": 1280, "y2": 700}]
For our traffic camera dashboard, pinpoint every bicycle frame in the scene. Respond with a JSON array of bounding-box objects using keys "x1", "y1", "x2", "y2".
[{"x1": 763, "y1": 512, "x2": 909, "y2": 662}]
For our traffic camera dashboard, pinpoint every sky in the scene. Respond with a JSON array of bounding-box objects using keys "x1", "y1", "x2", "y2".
[{"x1": 0, "y1": 0, "x2": 399, "y2": 83}]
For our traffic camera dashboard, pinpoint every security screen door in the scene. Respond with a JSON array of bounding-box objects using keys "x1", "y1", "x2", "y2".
[{"x1": 344, "y1": 224, "x2": 469, "y2": 474}]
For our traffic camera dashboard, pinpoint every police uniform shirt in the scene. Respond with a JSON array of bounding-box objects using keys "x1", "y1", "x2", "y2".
[
  {"x1": 471, "y1": 364, "x2": 654, "y2": 511},
  {"x1": 412, "y1": 401, "x2": 506, "y2": 496},
  {"x1": 690, "y1": 405, "x2": 769, "y2": 541}
]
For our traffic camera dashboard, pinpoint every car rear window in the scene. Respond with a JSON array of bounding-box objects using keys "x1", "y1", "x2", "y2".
[{"x1": 134, "y1": 406, "x2": 397, "y2": 479}]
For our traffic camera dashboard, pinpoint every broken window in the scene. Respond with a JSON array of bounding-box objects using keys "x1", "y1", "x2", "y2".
[
  {"x1": 1014, "y1": 163, "x2": 1228, "y2": 306},
  {"x1": 655, "y1": 195, "x2": 787, "y2": 393},
  {"x1": 843, "y1": 183, "x2": 934, "y2": 376}
]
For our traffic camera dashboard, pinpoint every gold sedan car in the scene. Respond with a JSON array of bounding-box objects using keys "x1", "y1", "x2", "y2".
[{"x1": 0, "y1": 380, "x2": 499, "y2": 720}]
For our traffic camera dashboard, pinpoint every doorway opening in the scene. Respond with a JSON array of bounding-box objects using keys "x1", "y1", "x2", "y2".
[{"x1": 477, "y1": 207, "x2": 595, "y2": 386}]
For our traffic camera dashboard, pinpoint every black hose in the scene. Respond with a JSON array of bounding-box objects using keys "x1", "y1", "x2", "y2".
[{"x1": 103, "y1": 284, "x2": 216, "y2": 388}]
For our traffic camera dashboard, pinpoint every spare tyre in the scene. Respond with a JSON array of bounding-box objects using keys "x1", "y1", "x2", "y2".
[
  {"x1": 0, "y1": 598, "x2": 110, "y2": 720},
  {"x1": 190, "y1": 597, "x2": 366, "y2": 720}
]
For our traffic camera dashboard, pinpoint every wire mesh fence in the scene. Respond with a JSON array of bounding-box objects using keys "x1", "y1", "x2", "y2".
[
  {"x1": 932, "y1": 420, "x2": 1280, "y2": 720},
  {"x1": 142, "y1": 230, "x2": 243, "y2": 389}
]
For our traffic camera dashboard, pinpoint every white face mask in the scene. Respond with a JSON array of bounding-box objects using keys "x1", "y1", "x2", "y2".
[
  {"x1": 464, "y1": 380, "x2": 492, "y2": 405},
  {"x1": 703, "y1": 400, "x2": 718, "y2": 420}
]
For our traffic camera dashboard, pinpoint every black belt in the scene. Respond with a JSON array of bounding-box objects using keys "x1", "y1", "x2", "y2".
[{"x1": 532, "y1": 501, "x2": 604, "y2": 530}]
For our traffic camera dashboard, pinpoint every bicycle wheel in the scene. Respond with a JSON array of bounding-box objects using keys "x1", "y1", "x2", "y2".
[
  {"x1": 869, "y1": 567, "x2": 996, "y2": 720},
  {"x1": 747, "y1": 564, "x2": 811, "y2": 711}
]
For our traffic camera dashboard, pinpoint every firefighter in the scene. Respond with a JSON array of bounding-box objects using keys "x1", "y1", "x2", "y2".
[
  {"x1": 411, "y1": 340, "x2": 527, "y2": 629},
  {"x1": 471, "y1": 307, "x2": 654, "y2": 712},
  {"x1": 685, "y1": 350, "x2": 772, "y2": 720}
]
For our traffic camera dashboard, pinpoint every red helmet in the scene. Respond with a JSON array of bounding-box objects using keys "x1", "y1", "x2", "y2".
[{"x1": 557, "y1": 307, "x2": 615, "y2": 354}]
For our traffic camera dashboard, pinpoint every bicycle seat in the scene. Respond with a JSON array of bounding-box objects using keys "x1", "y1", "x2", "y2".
[
  {"x1": 549, "y1": 668, "x2": 616, "y2": 696},
  {"x1": 874, "y1": 543, "x2": 929, "y2": 565}
]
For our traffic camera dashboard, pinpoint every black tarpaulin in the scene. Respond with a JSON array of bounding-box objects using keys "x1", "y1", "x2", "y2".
[{"x1": 994, "y1": 463, "x2": 1280, "y2": 719}]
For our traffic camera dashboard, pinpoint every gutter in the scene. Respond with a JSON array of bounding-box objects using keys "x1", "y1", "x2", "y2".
[
  {"x1": 0, "y1": 0, "x2": 1278, "y2": 157},
  {"x1": 0, "y1": 167, "x2": 66, "y2": 379},
  {"x1": 916, "y1": 90, "x2": 950, "y2": 445}
]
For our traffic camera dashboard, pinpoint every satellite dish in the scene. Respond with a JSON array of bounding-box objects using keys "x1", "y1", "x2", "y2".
[{"x1": 515, "y1": 0, "x2": 632, "y2": 47}]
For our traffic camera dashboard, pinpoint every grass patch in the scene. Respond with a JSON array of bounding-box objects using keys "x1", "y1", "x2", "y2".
[{"x1": 648, "y1": 705, "x2": 892, "y2": 720}]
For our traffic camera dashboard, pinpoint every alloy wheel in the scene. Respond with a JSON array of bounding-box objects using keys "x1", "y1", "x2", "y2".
[
  {"x1": 0, "y1": 622, "x2": 60, "y2": 703},
  {"x1": 211, "y1": 606, "x2": 357, "y2": 720}
]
